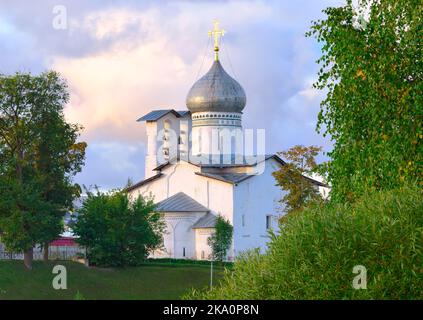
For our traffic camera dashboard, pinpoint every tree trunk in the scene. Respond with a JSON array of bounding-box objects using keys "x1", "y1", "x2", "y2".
[
  {"x1": 24, "y1": 247, "x2": 33, "y2": 270},
  {"x1": 43, "y1": 244, "x2": 49, "y2": 261},
  {"x1": 17, "y1": 142, "x2": 33, "y2": 270}
]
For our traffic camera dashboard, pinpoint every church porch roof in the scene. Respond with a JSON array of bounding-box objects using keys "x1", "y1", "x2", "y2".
[
  {"x1": 195, "y1": 172, "x2": 251, "y2": 184},
  {"x1": 125, "y1": 173, "x2": 163, "y2": 192},
  {"x1": 155, "y1": 192, "x2": 209, "y2": 212},
  {"x1": 192, "y1": 212, "x2": 217, "y2": 229}
]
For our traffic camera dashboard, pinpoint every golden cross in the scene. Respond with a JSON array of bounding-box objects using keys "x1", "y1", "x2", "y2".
[{"x1": 208, "y1": 20, "x2": 225, "y2": 61}]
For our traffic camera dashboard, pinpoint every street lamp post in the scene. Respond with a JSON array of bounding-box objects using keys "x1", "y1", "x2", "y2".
[{"x1": 210, "y1": 256, "x2": 213, "y2": 289}]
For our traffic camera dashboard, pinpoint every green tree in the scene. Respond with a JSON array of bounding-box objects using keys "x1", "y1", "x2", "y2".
[
  {"x1": 73, "y1": 190, "x2": 165, "y2": 267},
  {"x1": 208, "y1": 215, "x2": 233, "y2": 262},
  {"x1": 307, "y1": 0, "x2": 422, "y2": 202},
  {"x1": 0, "y1": 71, "x2": 86, "y2": 269},
  {"x1": 272, "y1": 145, "x2": 324, "y2": 219},
  {"x1": 32, "y1": 94, "x2": 86, "y2": 261}
]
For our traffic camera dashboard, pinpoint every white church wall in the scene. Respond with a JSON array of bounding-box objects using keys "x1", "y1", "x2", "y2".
[
  {"x1": 151, "y1": 211, "x2": 206, "y2": 259},
  {"x1": 129, "y1": 161, "x2": 196, "y2": 202},
  {"x1": 179, "y1": 117, "x2": 191, "y2": 161},
  {"x1": 172, "y1": 216, "x2": 196, "y2": 259},
  {"x1": 145, "y1": 121, "x2": 158, "y2": 179},
  {"x1": 194, "y1": 228, "x2": 214, "y2": 260},
  {"x1": 144, "y1": 113, "x2": 183, "y2": 178},
  {"x1": 129, "y1": 160, "x2": 235, "y2": 259},
  {"x1": 232, "y1": 158, "x2": 286, "y2": 256},
  {"x1": 191, "y1": 124, "x2": 243, "y2": 159},
  {"x1": 201, "y1": 176, "x2": 234, "y2": 224},
  {"x1": 130, "y1": 161, "x2": 234, "y2": 223}
]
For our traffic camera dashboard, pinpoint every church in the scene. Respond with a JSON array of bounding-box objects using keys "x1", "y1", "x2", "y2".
[{"x1": 126, "y1": 22, "x2": 328, "y2": 261}]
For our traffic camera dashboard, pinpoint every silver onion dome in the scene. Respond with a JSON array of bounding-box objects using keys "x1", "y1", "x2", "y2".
[{"x1": 186, "y1": 60, "x2": 246, "y2": 113}]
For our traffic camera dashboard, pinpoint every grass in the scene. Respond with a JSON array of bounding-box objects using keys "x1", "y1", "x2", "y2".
[{"x1": 0, "y1": 260, "x2": 224, "y2": 300}]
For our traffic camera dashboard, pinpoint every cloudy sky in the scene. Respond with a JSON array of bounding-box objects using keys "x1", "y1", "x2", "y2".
[{"x1": 0, "y1": 0, "x2": 344, "y2": 190}]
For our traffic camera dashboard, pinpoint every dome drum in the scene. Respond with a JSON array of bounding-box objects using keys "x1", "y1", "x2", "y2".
[{"x1": 191, "y1": 111, "x2": 242, "y2": 127}]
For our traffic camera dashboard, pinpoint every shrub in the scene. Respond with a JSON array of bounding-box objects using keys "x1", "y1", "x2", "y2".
[
  {"x1": 187, "y1": 186, "x2": 422, "y2": 299},
  {"x1": 72, "y1": 189, "x2": 165, "y2": 267},
  {"x1": 208, "y1": 215, "x2": 233, "y2": 262}
]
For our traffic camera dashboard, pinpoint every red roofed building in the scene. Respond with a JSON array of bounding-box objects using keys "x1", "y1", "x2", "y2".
[{"x1": 50, "y1": 237, "x2": 78, "y2": 247}]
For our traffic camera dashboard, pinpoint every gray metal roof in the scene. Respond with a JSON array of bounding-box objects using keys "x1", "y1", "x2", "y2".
[
  {"x1": 195, "y1": 172, "x2": 251, "y2": 184},
  {"x1": 192, "y1": 213, "x2": 217, "y2": 229},
  {"x1": 177, "y1": 110, "x2": 190, "y2": 117},
  {"x1": 127, "y1": 154, "x2": 328, "y2": 191},
  {"x1": 155, "y1": 192, "x2": 209, "y2": 212},
  {"x1": 137, "y1": 109, "x2": 190, "y2": 122},
  {"x1": 125, "y1": 173, "x2": 163, "y2": 192},
  {"x1": 186, "y1": 60, "x2": 246, "y2": 113},
  {"x1": 192, "y1": 154, "x2": 280, "y2": 168}
]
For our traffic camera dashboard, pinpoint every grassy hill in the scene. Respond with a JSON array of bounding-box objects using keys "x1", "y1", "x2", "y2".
[{"x1": 0, "y1": 260, "x2": 223, "y2": 300}]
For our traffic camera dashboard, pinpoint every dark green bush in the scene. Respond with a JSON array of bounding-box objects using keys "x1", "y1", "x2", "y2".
[
  {"x1": 187, "y1": 186, "x2": 422, "y2": 299},
  {"x1": 73, "y1": 190, "x2": 165, "y2": 267}
]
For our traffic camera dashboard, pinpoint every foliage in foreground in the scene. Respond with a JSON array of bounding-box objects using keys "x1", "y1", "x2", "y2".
[
  {"x1": 187, "y1": 186, "x2": 422, "y2": 299},
  {"x1": 307, "y1": 0, "x2": 422, "y2": 202},
  {"x1": 72, "y1": 190, "x2": 165, "y2": 267}
]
